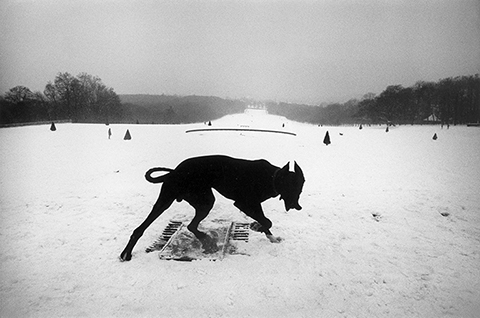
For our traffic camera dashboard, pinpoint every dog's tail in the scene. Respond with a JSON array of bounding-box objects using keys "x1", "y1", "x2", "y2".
[{"x1": 145, "y1": 167, "x2": 174, "y2": 184}]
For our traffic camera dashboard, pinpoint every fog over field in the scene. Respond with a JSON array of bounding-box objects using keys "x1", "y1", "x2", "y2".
[{"x1": 1, "y1": 0, "x2": 479, "y2": 103}]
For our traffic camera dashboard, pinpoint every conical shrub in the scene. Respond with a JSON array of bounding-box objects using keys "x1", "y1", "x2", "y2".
[
  {"x1": 124, "y1": 129, "x2": 131, "y2": 140},
  {"x1": 323, "y1": 131, "x2": 331, "y2": 145}
]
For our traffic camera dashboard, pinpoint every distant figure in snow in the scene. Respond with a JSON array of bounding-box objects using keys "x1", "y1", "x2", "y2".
[
  {"x1": 386, "y1": 126, "x2": 389, "y2": 133},
  {"x1": 208, "y1": 121, "x2": 212, "y2": 126},
  {"x1": 108, "y1": 128, "x2": 112, "y2": 139},
  {"x1": 433, "y1": 133, "x2": 438, "y2": 140},
  {"x1": 50, "y1": 122, "x2": 56, "y2": 131}
]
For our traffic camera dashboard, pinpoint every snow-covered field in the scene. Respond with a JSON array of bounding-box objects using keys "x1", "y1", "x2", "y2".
[{"x1": 1, "y1": 110, "x2": 479, "y2": 317}]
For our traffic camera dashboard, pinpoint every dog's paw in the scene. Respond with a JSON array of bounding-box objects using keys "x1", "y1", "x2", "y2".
[
  {"x1": 266, "y1": 235, "x2": 283, "y2": 243},
  {"x1": 119, "y1": 252, "x2": 132, "y2": 262}
]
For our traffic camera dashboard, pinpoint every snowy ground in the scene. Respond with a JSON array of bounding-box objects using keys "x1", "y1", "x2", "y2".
[{"x1": 1, "y1": 110, "x2": 479, "y2": 317}]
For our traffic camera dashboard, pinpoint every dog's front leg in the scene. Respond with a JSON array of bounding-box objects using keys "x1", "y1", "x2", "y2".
[
  {"x1": 266, "y1": 233, "x2": 283, "y2": 243},
  {"x1": 250, "y1": 222, "x2": 283, "y2": 243},
  {"x1": 235, "y1": 201, "x2": 283, "y2": 243}
]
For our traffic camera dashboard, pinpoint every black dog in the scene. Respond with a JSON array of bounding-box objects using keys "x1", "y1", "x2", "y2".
[{"x1": 120, "y1": 155, "x2": 305, "y2": 261}]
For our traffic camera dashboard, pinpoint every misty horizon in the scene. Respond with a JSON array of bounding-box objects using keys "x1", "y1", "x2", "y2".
[{"x1": 1, "y1": 0, "x2": 479, "y2": 105}]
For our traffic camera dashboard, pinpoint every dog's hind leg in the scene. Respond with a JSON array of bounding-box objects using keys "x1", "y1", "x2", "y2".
[
  {"x1": 185, "y1": 189, "x2": 218, "y2": 253},
  {"x1": 119, "y1": 188, "x2": 175, "y2": 262},
  {"x1": 185, "y1": 189, "x2": 215, "y2": 239}
]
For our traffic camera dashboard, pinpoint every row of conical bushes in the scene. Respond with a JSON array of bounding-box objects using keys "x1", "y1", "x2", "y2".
[
  {"x1": 49, "y1": 122, "x2": 440, "y2": 143},
  {"x1": 322, "y1": 130, "x2": 439, "y2": 146},
  {"x1": 50, "y1": 122, "x2": 132, "y2": 140}
]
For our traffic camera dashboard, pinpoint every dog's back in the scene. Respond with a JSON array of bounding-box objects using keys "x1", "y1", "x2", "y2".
[{"x1": 170, "y1": 155, "x2": 278, "y2": 203}]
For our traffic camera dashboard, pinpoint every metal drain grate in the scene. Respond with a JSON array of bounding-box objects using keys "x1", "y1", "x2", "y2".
[
  {"x1": 160, "y1": 221, "x2": 183, "y2": 240},
  {"x1": 149, "y1": 221, "x2": 251, "y2": 260},
  {"x1": 230, "y1": 222, "x2": 250, "y2": 242},
  {"x1": 145, "y1": 220, "x2": 183, "y2": 253}
]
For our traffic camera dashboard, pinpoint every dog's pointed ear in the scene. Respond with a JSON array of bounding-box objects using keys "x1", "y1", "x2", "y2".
[
  {"x1": 294, "y1": 161, "x2": 301, "y2": 173},
  {"x1": 288, "y1": 161, "x2": 293, "y2": 172},
  {"x1": 294, "y1": 161, "x2": 305, "y2": 180},
  {"x1": 281, "y1": 162, "x2": 289, "y2": 172}
]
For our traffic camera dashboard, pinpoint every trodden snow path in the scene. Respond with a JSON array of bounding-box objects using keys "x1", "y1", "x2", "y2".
[{"x1": 1, "y1": 112, "x2": 479, "y2": 317}]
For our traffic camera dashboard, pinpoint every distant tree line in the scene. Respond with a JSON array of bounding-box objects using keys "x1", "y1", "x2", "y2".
[
  {"x1": 268, "y1": 74, "x2": 480, "y2": 126},
  {"x1": 0, "y1": 72, "x2": 122, "y2": 125},
  {"x1": 267, "y1": 99, "x2": 360, "y2": 126},
  {"x1": 2, "y1": 72, "x2": 478, "y2": 126},
  {"x1": 1, "y1": 72, "x2": 122, "y2": 124},
  {"x1": 0, "y1": 72, "x2": 247, "y2": 126},
  {"x1": 119, "y1": 94, "x2": 246, "y2": 124},
  {"x1": 357, "y1": 74, "x2": 480, "y2": 125}
]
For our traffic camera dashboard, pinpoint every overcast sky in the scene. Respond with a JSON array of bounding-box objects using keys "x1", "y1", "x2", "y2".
[{"x1": 1, "y1": 0, "x2": 479, "y2": 104}]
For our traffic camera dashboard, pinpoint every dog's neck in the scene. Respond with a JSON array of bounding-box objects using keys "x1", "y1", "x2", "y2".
[{"x1": 272, "y1": 169, "x2": 280, "y2": 196}]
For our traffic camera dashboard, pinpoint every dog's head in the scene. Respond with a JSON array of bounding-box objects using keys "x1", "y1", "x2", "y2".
[{"x1": 276, "y1": 161, "x2": 305, "y2": 211}]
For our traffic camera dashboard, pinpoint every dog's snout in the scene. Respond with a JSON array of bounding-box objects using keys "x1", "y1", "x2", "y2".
[{"x1": 284, "y1": 201, "x2": 302, "y2": 211}]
